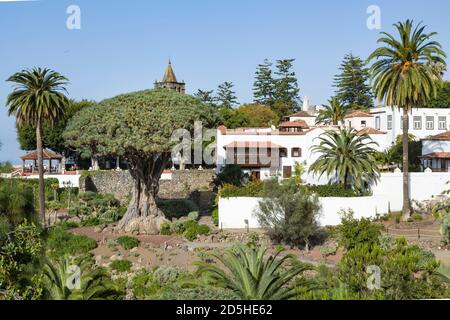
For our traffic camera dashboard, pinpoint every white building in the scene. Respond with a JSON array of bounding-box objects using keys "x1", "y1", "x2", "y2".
[
  {"x1": 421, "y1": 131, "x2": 450, "y2": 172},
  {"x1": 369, "y1": 105, "x2": 450, "y2": 143}
]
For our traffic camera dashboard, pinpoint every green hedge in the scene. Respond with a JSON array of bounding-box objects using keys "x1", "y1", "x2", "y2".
[
  {"x1": 306, "y1": 184, "x2": 370, "y2": 197},
  {"x1": 218, "y1": 181, "x2": 264, "y2": 198},
  {"x1": 46, "y1": 226, "x2": 97, "y2": 257}
]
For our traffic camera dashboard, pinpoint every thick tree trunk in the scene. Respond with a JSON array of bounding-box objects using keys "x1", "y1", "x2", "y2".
[
  {"x1": 117, "y1": 153, "x2": 171, "y2": 234},
  {"x1": 36, "y1": 123, "x2": 46, "y2": 226},
  {"x1": 402, "y1": 107, "x2": 411, "y2": 220}
]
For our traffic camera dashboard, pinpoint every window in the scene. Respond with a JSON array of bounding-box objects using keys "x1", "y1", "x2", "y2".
[
  {"x1": 291, "y1": 148, "x2": 302, "y2": 157},
  {"x1": 375, "y1": 116, "x2": 381, "y2": 130},
  {"x1": 387, "y1": 115, "x2": 393, "y2": 130},
  {"x1": 361, "y1": 120, "x2": 367, "y2": 127},
  {"x1": 439, "y1": 116, "x2": 447, "y2": 130},
  {"x1": 279, "y1": 148, "x2": 287, "y2": 158},
  {"x1": 413, "y1": 116, "x2": 422, "y2": 130},
  {"x1": 426, "y1": 116, "x2": 434, "y2": 130}
]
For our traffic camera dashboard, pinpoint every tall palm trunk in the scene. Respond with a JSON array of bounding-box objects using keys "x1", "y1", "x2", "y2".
[
  {"x1": 402, "y1": 107, "x2": 411, "y2": 219},
  {"x1": 36, "y1": 122, "x2": 46, "y2": 225}
]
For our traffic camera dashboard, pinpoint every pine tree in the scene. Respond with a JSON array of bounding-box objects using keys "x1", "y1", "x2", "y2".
[
  {"x1": 333, "y1": 53, "x2": 373, "y2": 109},
  {"x1": 216, "y1": 82, "x2": 238, "y2": 109},
  {"x1": 273, "y1": 59, "x2": 300, "y2": 116},
  {"x1": 194, "y1": 89, "x2": 217, "y2": 107},
  {"x1": 253, "y1": 59, "x2": 275, "y2": 106}
]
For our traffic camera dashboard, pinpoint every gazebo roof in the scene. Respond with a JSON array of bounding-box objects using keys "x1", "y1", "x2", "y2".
[{"x1": 21, "y1": 149, "x2": 63, "y2": 161}]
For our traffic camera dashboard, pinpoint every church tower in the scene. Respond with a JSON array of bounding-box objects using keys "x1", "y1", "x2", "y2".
[{"x1": 154, "y1": 60, "x2": 186, "y2": 94}]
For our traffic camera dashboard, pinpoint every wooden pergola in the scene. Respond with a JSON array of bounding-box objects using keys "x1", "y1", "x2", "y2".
[{"x1": 20, "y1": 149, "x2": 64, "y2": 174}]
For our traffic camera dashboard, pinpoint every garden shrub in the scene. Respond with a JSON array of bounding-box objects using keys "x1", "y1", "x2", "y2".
[
  {"x1": 0, "y1": 179, "x2": 35, "y2": 225},
  {"x1": 255, "y1": 179, "x2": 321, "y2": 249},
  {"x1": 46, "y1": 227, "x2": 97, "y2": 257},
  {"x1": 171, "y1": 221, "x2": 185, "y2": 235},
  {"x1": 338, "y1": 209, "x2": 382, "y2": 250},
  {"x1": 218, "y1": 180, "x2": 264, "y2": 198},
  {"x1": 188, "y1": 211, "x2": 199, "y2": 221},
  {"x1": 116, "y1": 236, "x2": 140, "y2": 250},
  {"x1": 110, "y1": 259, "x2": 132, "y2": 272},
  {"x1": 183, "y1": 227, "x2": 199, "y2": 241},
  {"x1": 412, "y1": 213, "x2": 423, "y2": 221},
  {"x1": 158, "y1": 199, "x2": 199, "y2": 220},
  {"x1": 160, "y1": 223, "x2": 172, "y2": 235},
  {"x1": 196, "y1": 224, "x2": 210, "y2": 235}
]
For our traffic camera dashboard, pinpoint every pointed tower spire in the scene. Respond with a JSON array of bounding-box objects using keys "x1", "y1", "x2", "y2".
[{"x1": 162, "y1": 60, "x2": 177, "y2": 83}]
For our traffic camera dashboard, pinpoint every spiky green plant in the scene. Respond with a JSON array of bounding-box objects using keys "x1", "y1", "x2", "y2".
[{"x1": 194, "y1": 244, "x2": 313, "y2": 300}]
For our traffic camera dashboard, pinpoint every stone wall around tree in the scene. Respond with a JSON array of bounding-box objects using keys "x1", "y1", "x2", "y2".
[{"x1": 79, "y1": 169, "x2": 216, "y2": 203}]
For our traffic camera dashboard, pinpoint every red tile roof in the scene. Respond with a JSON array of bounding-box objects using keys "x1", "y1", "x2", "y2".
[
  {"x1": 421, "y1": 152, "x2": 450, "y2": 159},
  {"x1": 20, "y1": 149, "x2": 63, "y2": 161},
  {"x1": 344, "y1": 111, "x2": 373, "y2": 119},
  {"x1": 279, "y1": 120, "x2": 309, "y2": 128},
  {"x1": 423, "y1": 131, "x2": 450, "y2": 141},
  {"x1": 357, "y1": 127, "x2": 387, "y2": 135}
]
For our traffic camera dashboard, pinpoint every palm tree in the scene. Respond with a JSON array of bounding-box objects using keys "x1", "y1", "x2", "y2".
[
  {"x1": 309, "y1": 128, "x2": 380, "y2": 190},
  {"x1": 6, "y1": 68, "x2": 70, "y2": 225},
  {"x1": 368, "y1": 20, "x2": 447, "y2": 218},
  {"x1": 42, "y1": 256, "x2": 123, "y2": 300},
  {"x1": 194, "y1": 244, "x2": 313, "y2": 300},
  {"x1": 315, "y1": 97, "x2": 348, "y2": 126}
]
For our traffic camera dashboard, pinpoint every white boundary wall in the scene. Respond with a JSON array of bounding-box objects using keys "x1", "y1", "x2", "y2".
[
  {"x1": 219, "y1": 172, "x2": 450, "y2": 228},
  {"x1": 22, "y1": 174, "x2": 81, "y2": 188}
]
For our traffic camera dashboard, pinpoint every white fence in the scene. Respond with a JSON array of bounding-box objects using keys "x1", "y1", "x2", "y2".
[{"x1": 219, "y1": 172, "x2": 450, "y2": 228}]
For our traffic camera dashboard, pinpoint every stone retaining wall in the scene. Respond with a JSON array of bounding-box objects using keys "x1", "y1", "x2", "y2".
[{"x1": 80, "y1": 170, "x2": 216, "y2": 203}]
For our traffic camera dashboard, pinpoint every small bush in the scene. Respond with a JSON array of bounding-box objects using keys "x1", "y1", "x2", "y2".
[
  {"x1": 338, "y1": 210, "x2": 382, "y2": 250},
  {"x1": 188, "y1": 211, "x2": 199, "y2": 221},
  {"x1": 197, "y1": 224, "x2": 210, "y2": 235},
  {"x1": 412, "y1": 213, "x2": 423, "y2": 221},
  {"x1": 160, "y1": 223, "x2": 172, "y2": 235},
  {"x1": 158, "y1": 199, "x2": 199, "y2": 220},
  {"x1": 110, "y1": 259, "x2": 132, "y2": 272},
  {"x1": 171, "y1": 221, "x2": 185, "y2": 235},
  {"x1": 116, "y1": 236, "x2": 140, "y2": 250},
  {"x1": 46, "y1": 227, "x2": 97, "y2": 257},
  {"x1": 183, "y1": 228, "x2": 198, "y2": 241},
  {"x1": 215, "y1": 164, "x2": 247, "y2": 187}
]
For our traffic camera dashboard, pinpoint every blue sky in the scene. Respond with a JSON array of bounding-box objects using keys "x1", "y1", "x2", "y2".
[{"x1": 1, "y1": 0, "x2": 449, "y2": 163}]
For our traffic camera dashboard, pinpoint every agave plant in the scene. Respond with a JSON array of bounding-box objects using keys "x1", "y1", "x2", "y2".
[
  {"x1": 194, "y1": 244, "x2": 313, "y2": 300},
  {"x1": 42, "y1": 256, "x2": 123, "y2": 300}
]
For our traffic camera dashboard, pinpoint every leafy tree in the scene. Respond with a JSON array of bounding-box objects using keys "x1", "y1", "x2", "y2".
[
  {"x1": 194, "y1": 89, "x2": 217, "y2": 107},
  {"x1": 253, "y1": 59, "x2": 275, "y2": 105},
  {"x1": 216, "y1": 82, "x2": 238, "y2": 109},
  {"x1": 0, "y1": 220, "x2": 44, "y2": 300},
  {"x1": 220, "y1": 104, "x2": 279, "y2": 129},
  {"x1": 256, "y1": 179, "x2": 321, "y2": 250},
  {"x1": 6, "y1": 68, "x2": 70, "y2": 223},
  {"x1": 425, "y1": 81, "x2": 450, "y2": 108},
  {"x1": 333, "y1": 53, "x2": 373, "y2": 109},
  {"x1": 387, "y1": 135, "x2": 422, "y2": 172},
  {"x1": 195, "y1": 244, "x2": 313, "y2": 300},
  {"x1": 315, "y1": 97, "x2": 348, "y2": 125},
  {"x1": 309, "y1": 128, "x2": 380, "y2": 190},
  {"x1": 64, "y1": 89, "x2": 214, "y2": 232},
  {"x1": 273, "y1": 59, "x2": 300, "y2": 117},
  {"x1": 16, "y1": 100, "x2": 93, "y2": 154},
  {"x1": 368, "y1": 20, "x2": 446, "y2": 218},
  {"x1": 215, "y1": 164, "x2": 247, "y2": 187}
]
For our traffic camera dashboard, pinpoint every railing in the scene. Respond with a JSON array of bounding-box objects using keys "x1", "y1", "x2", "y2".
[{"x1": 385, "y1": 225, "x2": 442, "y2": 240}]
